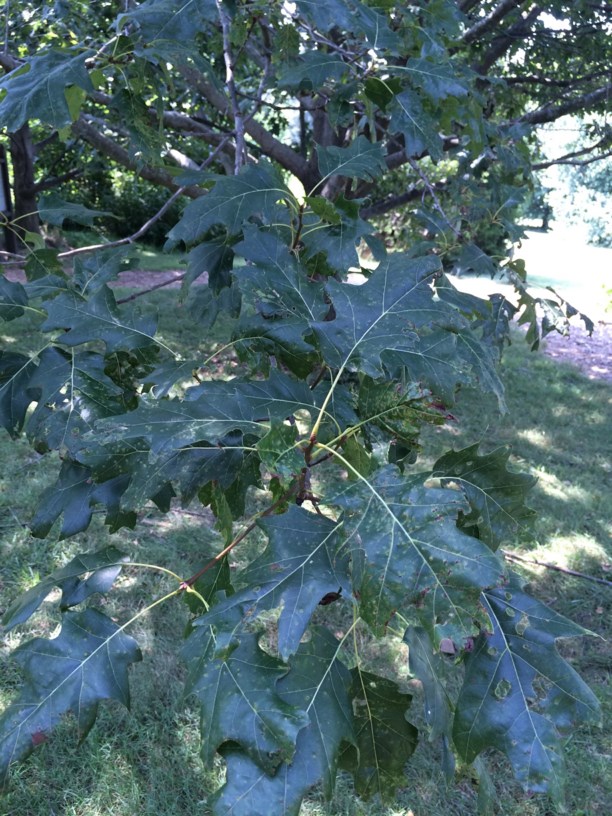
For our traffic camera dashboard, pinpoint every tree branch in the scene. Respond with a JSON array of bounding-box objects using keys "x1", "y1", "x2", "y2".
[
  {"x1": 517, "y1": 83, "x2": 612, "y2": 126},
  {"x1": 462, "y1": 0, "x2": 527, "y2": 44},
  {"x1": 476, "y1": 4, "x2": 542, "y2": 75},
  {"x1": 216, "y1": 0, "x2": 246, "y2": 173},
  {"x1": 532, "y1": 138, "x2": 612, "y2": 170},
  {"x1": 32, "y1": 168, "x2": 83, "y2": 195},
  {"x1": 70, "y1": 117, "x2": 205, "y2": 199},
  {"x1": 176, "y1": 62, "x2": 312, "y2": 186},
  {"x1": 502, "y1": 550, "x2": 612, "y2": 588}
]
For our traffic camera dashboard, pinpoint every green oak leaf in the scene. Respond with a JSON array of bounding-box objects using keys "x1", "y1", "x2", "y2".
[
  {"x1": 211, "y1": 627, "x2": 354, "y2": 816},
  {"x1": 0, "y1": 49, "x2": 94, "y2": 131},
  {"x1": 455, "y1": 243, "x2": 498, "y2": 277},
  {"x1": 30, "y1": 461, "x2": 134, "y2": 540},
  {"x1": 432, "y1": 444, "x2": 536, "y2": 550},
  {"x1": 404, "y1": 626, "x2": 453, "y2": 742},
  {"x1": 454, "y1": 575, "x2": 601, "y2": 800},
  {"x1": 71, "y1": 246, "x2": 136, "y2": 294},
  {"x1": 168, "y1": 163, "x2": 291, "y2": 246},
  {"x1": 277, "y1": 51, "x2": 348, "y2": 92},
  {"x1": 26, "y1": 346, "x2": 125, "y2": 455},
  {"x1": 389, "y1": 89, "x2": 443, "y2": 160},
  {"x1": 301, "y1": 198, "x2": 375, "y2": 272},
  {"x1": 0, "y1": 352, "x2": 38, "y2": 436},
  {"x1": 197, "y1": 506, "x2": 350, "y2": 660},
  {"x1": 382, "y1": 329, "x2": 470, "y2": 404},
  {"x1": 38, "y1": 193, "x2": 112, "y2": 228},
  {"x1": 120, "y1": 0, "x2": 217, "y2": 42},
  {"x1": 93, "y1": 369, "x2": 320, "y2": 456},
  {"x1": 0, "y1": 278, "x2": 28, "y2": 321},
  {"x1": 0, "y1": 609, "x2": 141, "y2": 785},
  {"x1": 403, "y1": 57, "x2": 470, "y2": 101},
  {"x1": 357, "y1": 375, "x2": 444, "y2": 449},
  {"x1": 2, "y1": 547, "x2": 129, "y2": 631},
  {"x1": 316, "y1": 136, "x2": 387, "y2": 182},
  {"x1": 311, "y1": 253, "x2": 448, "y2": 377},
  {"x1": 332, "y1": 466, "x2": 504, "y2": 637},
  {"x1": 182, "y1": 614, "x2": 309, "y2": 773},
  {"x1": 256, "y1": 420, "x2": 304, "y2": 485},
  {"x1": 339, "y1": 669, "x2": 418, "y2": 800},
  {"x1": 42, "y1": 286, "x2": 158, "y2": 353},
  {"x1": 234, "y1": 228, "x2": 327, "y2": 374}
]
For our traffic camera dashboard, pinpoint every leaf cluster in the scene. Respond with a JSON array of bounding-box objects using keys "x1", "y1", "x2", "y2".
[{"x1": 0, "y1": 1, "x2": 604, "y2": 813}]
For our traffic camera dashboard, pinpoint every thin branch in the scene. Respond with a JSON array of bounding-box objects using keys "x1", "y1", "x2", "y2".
[
  {"x1": 58, "y1": 135, "x2": 232, "y2": 260},
  {"x1": 360, "y1": 186, "x2": 425, "y2": 219},
  {"x1": 502, "y1": 550, "x2": 612, "y2": 588},
  {"x1": 503, "y1": 70, "x2": 610, "y2": 88},
  {"x1": 32, "y1": 168, "x2": 83, "y2": 195},
  {"x1": 408, "y1": 157, "x2": 461, "y2": 236},
  {"x1": 532, "y1": 139, "x2": 612, "y2": 170},
  {"x1": 216, "y1": 0, "x2": 246, "y2": 173},
  {"x1": 116, "y1": 272, "x2": 186, "y2": 304}
]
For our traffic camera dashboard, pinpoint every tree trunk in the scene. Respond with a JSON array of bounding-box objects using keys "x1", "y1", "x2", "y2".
[{"x1": 9, "y1": 123, "x2": 41, "y2": 244}]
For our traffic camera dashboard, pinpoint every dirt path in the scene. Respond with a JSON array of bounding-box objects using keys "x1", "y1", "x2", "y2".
[{"x1": 541, "y1": 323, "x2": 612, "y2": 383}]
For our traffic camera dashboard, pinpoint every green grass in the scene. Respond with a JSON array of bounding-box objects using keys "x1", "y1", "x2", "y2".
[
  {"x1": 1, "y1": 287, "x2": 610, "y2": 816},
  {"x1": 61, "y1": 229, "x2": 187, "y2": 272}
]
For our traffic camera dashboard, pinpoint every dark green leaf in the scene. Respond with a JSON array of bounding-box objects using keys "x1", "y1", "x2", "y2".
[
  {"x1": 0, "y1": 352, "x2": 38, "y2": 436},
  {"x1": 30, "y1": 461, "x2": 133, "y2": 539},
  {"x1": 312, "y1": 253, "x2": 446, "y2": 377},
  {"x1": 72, "y1": 247, "x2": 136, "y2": 294},
  {"x1": 26, "y1": 346, "x2": 125, "y2": 455},
  {"x1": 455, "y1": 244, "x2": 498, "y2": 278},
  {"x1": 454, "y1": 576, "x2": 601, "y2": 799},
  {"x1": 404, "y1": 626, "x2": 453, "y2": 741},
  {"x1": 0, "y1": 609, "x2": 141, "y2": 785},
  {"x1": 432, "y1": 444, "x2": 536, "y2": 550},
  {"x1": 256, "y1": 420, "x2": 303, "y2": 485},
  {"x1": 42, "y1": 286, "x2": 158, "y2": 353},
  {"x1": 121, "y1": 0, "x2": 217, "y2": 43},
  {"x1": 0, "y1": 49, "x2": 94, "y2": 131},
  {"x1": 332, "y1": 466, "x2": 504, "y2": 637},
  {"x1": 168, "y1": 164, "x2": 290, "y2": 246},
  {"x1": 403, "y1": 57, "x2": 470, "y2": 101},
  {"x1": 198, "y1": 506, "x2": 350, "y2": 660},
  {"x1": 211, "y1": 627, "x2": 353, "y2": 816},
  {"x1": 2, "y1": 547, "x2": 129, "y2": 631},
  {"x1": 317, "y1": 137, "x2": 387, "y2": 182},
  {"x1": 182, "y1": 614, "x2": 309, "y2": 772},
  {"x1": 339, "y1": 669, "x2": 418, "y2": 800},
  {"x1": 39, "y1": 193, "x2": 112, "y2": 228},
  {"x1": 389, "y1": 90, "x2": 443, "y2": 160},
  {"x1": 277, "y1": 52, "x2": 348, "y2": 92},
  {"x1": 0, "y1": 278, "x2": 28, "y2": 321}
]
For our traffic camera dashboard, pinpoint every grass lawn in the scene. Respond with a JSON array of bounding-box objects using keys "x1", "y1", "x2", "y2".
[{"x1": 0, "y1": 275, "x2": 610, "y2": 815}]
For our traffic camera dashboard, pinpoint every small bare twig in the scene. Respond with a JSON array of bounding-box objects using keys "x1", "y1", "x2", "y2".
[
  {"x1": 502, "y1": 549, "x2": 612, "y2": 588},
  {"x1": 116, "y1": 272, "x2": 186, "y2": 304},
  {"x1": 57, "y1": 134, "x2": 232, "y2": 261},
  {"x1": 407, "y1": 157, "x2": 462, "y2": 238}
]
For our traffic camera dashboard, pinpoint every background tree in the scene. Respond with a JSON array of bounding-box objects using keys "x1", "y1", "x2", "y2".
[{"x1": 0, "y1": 2, "x2": 608, "y2": 814}]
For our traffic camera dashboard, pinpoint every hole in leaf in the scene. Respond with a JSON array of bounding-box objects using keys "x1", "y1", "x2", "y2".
[{"x1": 505, "y1": 607, "x2": 516, "y2": 618}]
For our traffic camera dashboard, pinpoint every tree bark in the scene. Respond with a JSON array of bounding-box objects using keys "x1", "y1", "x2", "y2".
[{"x1": 8, "y1": 123, "x2": 41, "y2": 243}]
